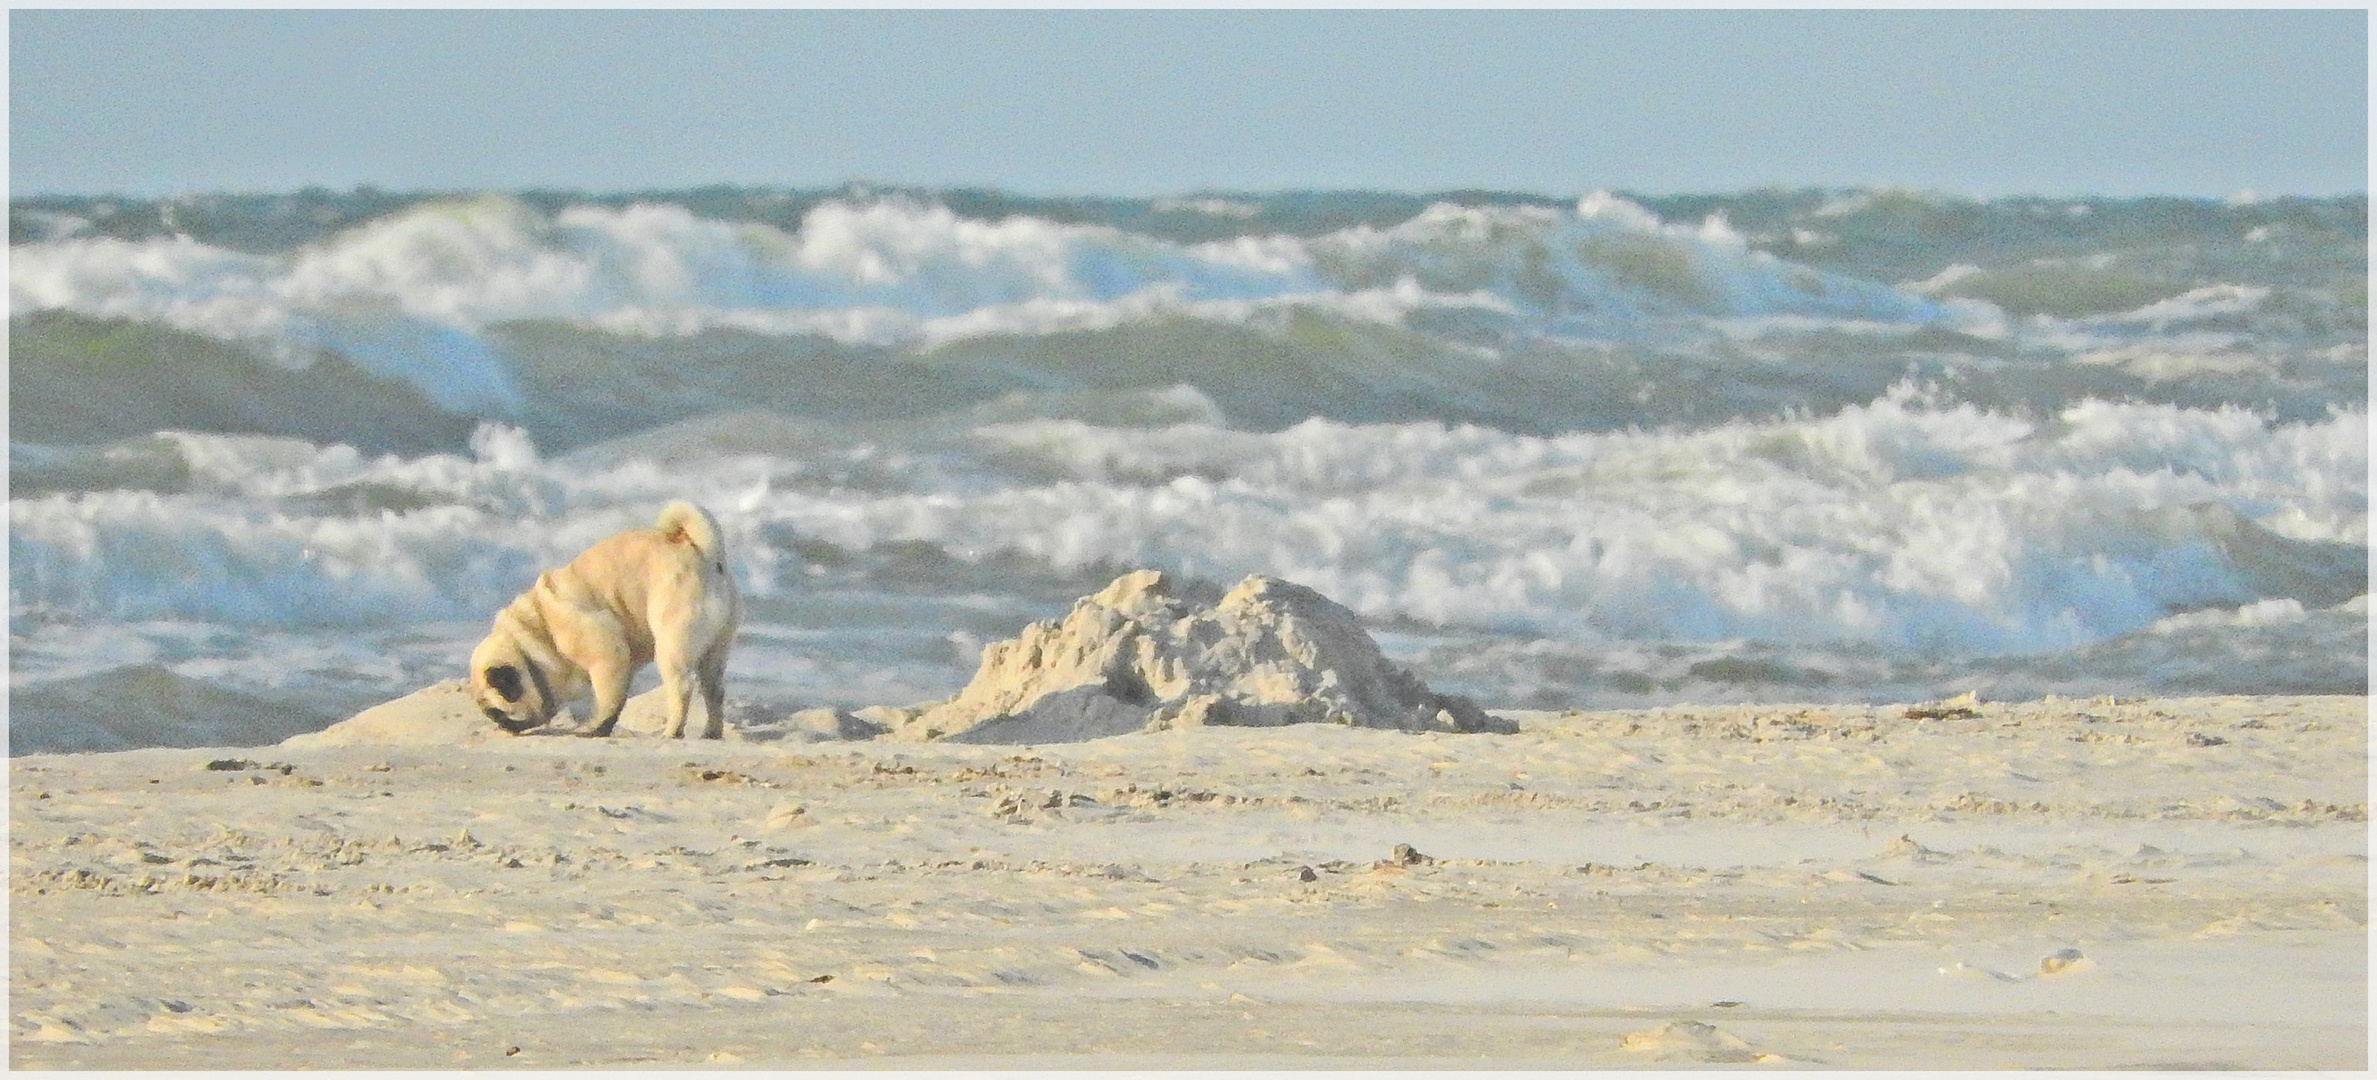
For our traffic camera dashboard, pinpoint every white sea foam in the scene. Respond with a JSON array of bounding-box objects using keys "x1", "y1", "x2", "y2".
[
  {"x1": 11, "y1": 196, "x2": 1324, "y2": 346},
  {"x1": 1310, "y1": 196, "x2": 1943, "y2": 326},
  {"x1": 10, "y1": 235, "x2": 289, "y2": 341},
  {"x1": 2148, "y1": 597, "x2": 2309, "y2": 634},
  {"x1": 2105, "y1": 284, "x2": 2273, "y2": 327}
]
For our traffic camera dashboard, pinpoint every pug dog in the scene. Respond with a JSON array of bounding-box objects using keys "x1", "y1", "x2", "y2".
[{"x1": 469, "y1": 501, "x2": 741, "y2": 739}]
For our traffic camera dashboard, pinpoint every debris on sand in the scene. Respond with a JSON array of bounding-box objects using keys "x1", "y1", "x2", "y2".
[
  {"x1": 1906, "y1": 691, "x2": 1985, "y2": 721},
  {"x1": 2040, "y1": 947, "x2": 2094, "y2": 975},
  {"x1": 875, "y1": 569, "x2": 1514, "y2": 744},
  {"x1": 1619, "y1": 1020, "x2": 1770, "y2": 1063}
]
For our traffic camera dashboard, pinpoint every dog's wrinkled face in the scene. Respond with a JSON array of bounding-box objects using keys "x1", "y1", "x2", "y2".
[{"x1": 471, "y1": 659, "x2": 550, "y2": 734}]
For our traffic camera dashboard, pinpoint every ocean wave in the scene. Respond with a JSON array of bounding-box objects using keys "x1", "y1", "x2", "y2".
[
  {"x1": 1314, "y1": 194, "x2": 1945, "y2": 326},
  {"x1": 12, "y1": 395, "x2": 2361, "y2": 658},
  {"x1": 17, "y1": 189, "x2": 2362, "y2": 457},
  {"x1": 12, "y1": 193, "x2": 1964, "y2": 411},
  {"x1": 10, "y1": 186, "x2": 2363, "y2": 730},
  {"x1": 8, "y1": 662, "x2": 349, "y2": 753}
]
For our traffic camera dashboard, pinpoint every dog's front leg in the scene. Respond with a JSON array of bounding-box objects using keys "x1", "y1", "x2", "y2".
[{"x1": 578, "y1": 662, "x2": 633, "y2": 738}]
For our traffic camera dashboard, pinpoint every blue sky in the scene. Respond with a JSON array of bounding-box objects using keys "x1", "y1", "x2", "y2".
[{"x1": 10, "y1": 9, "x2": 2367, "y2": 199}]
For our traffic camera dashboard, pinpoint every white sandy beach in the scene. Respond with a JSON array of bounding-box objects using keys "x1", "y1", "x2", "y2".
[{"x1": 9, "y1": 692, "x2": 2365, "y2": 1070}]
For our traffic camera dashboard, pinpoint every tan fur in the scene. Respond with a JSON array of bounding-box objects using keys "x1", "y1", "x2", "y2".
[{"x1": 469, "y1": 502, "x2": 740, "y2": 739}]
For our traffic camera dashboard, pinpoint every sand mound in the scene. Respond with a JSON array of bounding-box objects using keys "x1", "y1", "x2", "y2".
[
  {"x1": 285, "y1": 680, "x2": 744, "y2": 748},
  {"x1": 879, "y1": 569, "x2": 1513, "y2": 743},
  {"x1": 283, "y1": 680, "x2": 498, "y2": 748}
]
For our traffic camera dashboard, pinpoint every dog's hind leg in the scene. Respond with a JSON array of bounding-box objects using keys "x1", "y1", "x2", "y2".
[
  {"x1": 655, "y1": 668, "x2": 697, "y2": 739},
  {"x1": 696, "y1": 648, "x2": 730, "y2": 740},
  {"x1": 653, "y1": 639, "x2": 699, "y2": 739}
]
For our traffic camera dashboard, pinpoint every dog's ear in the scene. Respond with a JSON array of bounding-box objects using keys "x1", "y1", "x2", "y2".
[{"x1": 485, "y1": 664, "x2": 525, "y2": 703}]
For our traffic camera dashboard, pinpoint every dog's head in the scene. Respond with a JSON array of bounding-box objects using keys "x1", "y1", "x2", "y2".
[{"x1": 468, "y1": 637, "x2": 556, "y2": 735}]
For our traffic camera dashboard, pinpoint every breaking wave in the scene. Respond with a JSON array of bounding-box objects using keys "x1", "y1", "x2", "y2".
[
  {"x1": 12, "y1": 193, "x2": 1963, "y2": 414},
  {"x1": 11, "y1": 393, "x2": 2363, "y2": 713}
]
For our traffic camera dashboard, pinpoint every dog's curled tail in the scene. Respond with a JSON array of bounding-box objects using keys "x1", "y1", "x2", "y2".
[{"x1": 655, "y1": 501, "x2": 727, "y2": 560}]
